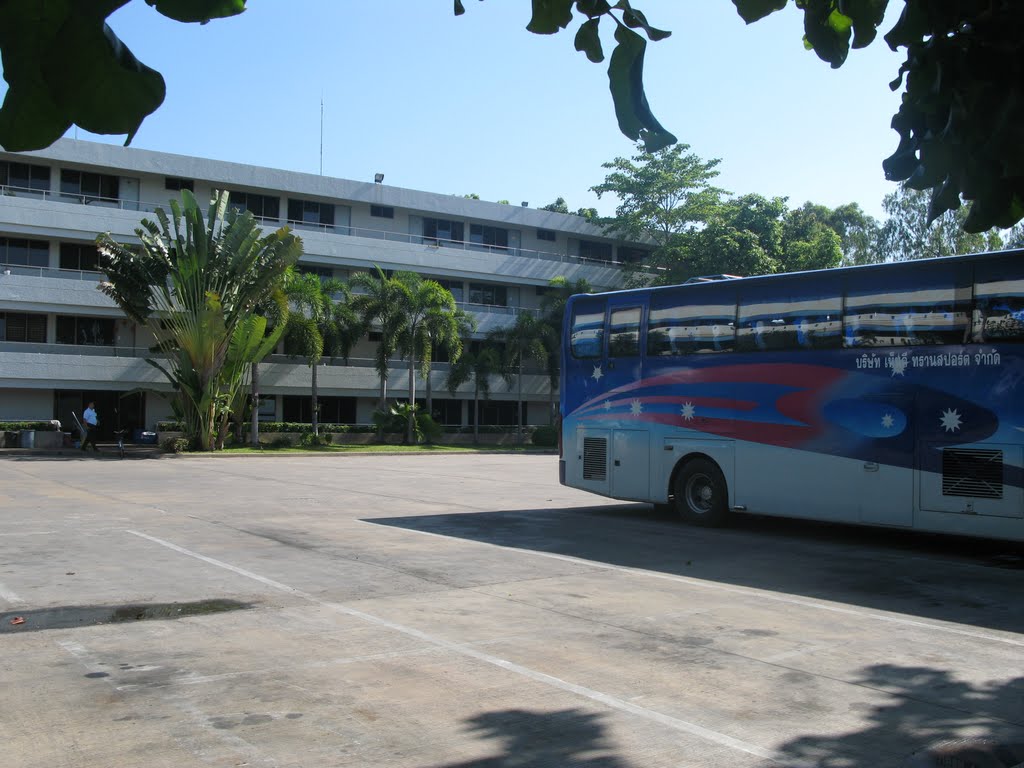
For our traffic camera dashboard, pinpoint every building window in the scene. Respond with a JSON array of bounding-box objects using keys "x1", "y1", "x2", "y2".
[
  {"x1": 60, "y1": 169, "x2": 119, "y2": 202},
  {"x1": 287, "y1": 198, "x2": 335, "y2": 228},
  {"x1": 0, "y1": 161, "x2": 50, "y2": 192},
  {"x1": 59, "y1": 242, "x2": 101, "y2": 272},
  {"x1": 468, "y1": 400, "x2": 525, "y2": 426},
  {"x1": 434, "y1": 278, "x2": 464, "y2": 302},
  {"x1": 370, "y1": 205, "x2": 394, "y2": 219},
  {"x1": 578, "y1": 239, "x2": 613, "y2": 262},
  {"x1": 297, "y1": 264, "x2": 334, "y2": 282},
  {"x1": 423, "y1": 217, "x2": 464, "y2": 244},
  {"x1": 0, "y1": 312, "x2": 47, "y2": 343},
  {"x1": 537, "y1": 229, "x2": 556, "y2": 242},
  {"x1": 282, "y1": 395, "x2": 356, "y2": 424},
  {"x1": 56, "y1": 315, "x2": 115, "y2": 346},
  {"x1": 164, "y1": 177, "x2": 194, "y2": 192},
  {"x1": 468, "y1": 283, "x2": 508, "y2": 307},
  {"x1": 228, "y1": 190, "x2": 280, "y2": 221},
  {"x1": 0, "y1": 238, "x2": 49, "y2": 268},
  {"x1": 469, "y1": 224, "x2": 509, "y2": 249}
]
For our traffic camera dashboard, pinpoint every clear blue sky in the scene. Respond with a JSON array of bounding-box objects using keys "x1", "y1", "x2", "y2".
[{"x1": 7, "y1": 1, "x2": 908, "y2": 220}]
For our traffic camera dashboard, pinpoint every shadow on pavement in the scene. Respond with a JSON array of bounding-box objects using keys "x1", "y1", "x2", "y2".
[
  {"x1": 773, "y1": 664, "x2": 1024, "y2": 767},
  {"x1": 367, "y1": 504, "x2": 1024, "y2": 634},
  {"x1": 423, "y1": 708, "x2": 635, "y2": 768}
]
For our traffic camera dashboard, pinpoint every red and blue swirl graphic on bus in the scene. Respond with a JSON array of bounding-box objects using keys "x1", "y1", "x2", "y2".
[{"x1": 564, "y1": 358, "x2": 1017, "y2": 484}]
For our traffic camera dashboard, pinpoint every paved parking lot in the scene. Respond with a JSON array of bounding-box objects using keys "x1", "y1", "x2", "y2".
[{"x1": 1, "y1": 453, "x2": 1021, "y2": 767}]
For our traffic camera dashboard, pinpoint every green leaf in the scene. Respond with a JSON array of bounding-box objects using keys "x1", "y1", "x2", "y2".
[
  {"x1": 607, "y1": 25, "x2": 676, "y2": 152},
  {"x1": 732, "y1": 0, "x2": 788, "y2": 24},
  {"x1": 621, "y1": 7, "x2": 671, "y2": 41},
  {"x1": 575, "y1": 0, "x2": 611, "y2": 17},
  {"x1": 526, "y1": 0, "x2": 574, "y2": 34},
  {"x1": 144, "y1": 0, "x2": 246, "y2": 23},
  {"x1": 574, "y1": 18, "x2": 604, "y2": 63},
  {"x1": 42, "y1": 22, "x2": 165, "y2": 141},
  {"x1": 0, "y1": 1, "x2": 166, "y2": 150}
]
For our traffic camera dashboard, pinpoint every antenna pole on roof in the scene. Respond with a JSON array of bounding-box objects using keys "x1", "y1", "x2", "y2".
[{"x1": 319, "y1": 94, "x2": 324, "y2": 176}]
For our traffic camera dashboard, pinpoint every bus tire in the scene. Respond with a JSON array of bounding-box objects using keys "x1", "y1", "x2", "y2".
[{"x1": 674, "y1": 458, "x2": 729, "y2": 527}]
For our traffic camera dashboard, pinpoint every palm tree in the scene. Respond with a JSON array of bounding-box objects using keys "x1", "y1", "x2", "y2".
[
  {"x1": 423, "y1": 307, "x2": 474, "y2": 420},
  {"x1": 446, "y1": 340, "x2": 501, "y2": 445},
  {"x1": 489, "y1": 311, "x2": 548, "y2": 444},
  {"x1": 284, "y1": 273, "x2": 361, "y2": 436},
  {"x1": 349, "y1": 266, "x2": 408, "y2": 433},
  {"x1": 98, "y1": 190, "x2": 301, "y2": 451},
  {"x1": 393, "y1": 273, "x2": 458, "y2": 443},
  {"x1": 540, "y1": 276, "x2": 593, "y2": 423}
]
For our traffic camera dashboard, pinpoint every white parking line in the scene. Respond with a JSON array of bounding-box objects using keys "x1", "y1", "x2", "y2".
[
  {"x1": 126, "y1": 529, "x2": 797, "y2": 766},
  {"x1": 369, "y1": 521, "x2": 1024, "y2": 648},
  {"x1": 0, "y1": 582, "x2": 24, "y2": 605}
]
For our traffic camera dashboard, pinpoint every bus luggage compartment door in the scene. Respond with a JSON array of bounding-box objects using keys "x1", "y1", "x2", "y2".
[{"x1": 611, "y1": 429, "x2": 650, "y2": 501}]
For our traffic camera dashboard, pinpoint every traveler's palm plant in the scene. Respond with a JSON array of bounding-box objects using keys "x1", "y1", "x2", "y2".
[{"x1": 97, "y1": 190, "x2": 302, "y2": 450}]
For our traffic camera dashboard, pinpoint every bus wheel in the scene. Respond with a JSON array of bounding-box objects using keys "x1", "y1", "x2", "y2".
[{"x1": 674, "y1": 459, "x2": 729, "y2": 527}]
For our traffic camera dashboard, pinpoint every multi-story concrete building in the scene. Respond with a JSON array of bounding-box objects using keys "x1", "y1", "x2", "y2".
[{"x1": 0, "y1": 139, "x2": 643, "y2": 438}]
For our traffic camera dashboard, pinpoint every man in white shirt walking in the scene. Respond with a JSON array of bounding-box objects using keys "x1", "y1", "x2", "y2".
[{"x1": 81, "y1": 402, "x2": 99, "y2": 452}]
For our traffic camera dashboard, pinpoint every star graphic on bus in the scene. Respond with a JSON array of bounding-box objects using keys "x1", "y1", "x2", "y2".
[
  {"x1": 940, "y1": 408, "x2": 963, "y2": 433},
  {"x1": 591, "y1": 365, "x2": 604, "y2": 382},
  {"x1": 881, "y1": 413, "x2": 895, "y2": 429},
  {"x1": 681, "y1": 402, "x2": 696, "y2": 421},
  {"x1": 630, "y1": 399, "x2": 643, "y2": 416},
  {"x1": 890, "y1": 355, "x2": 909, "y2": 377},
  {"x1": 603, "y1": 399, "x2": 612, "y2": 411}
]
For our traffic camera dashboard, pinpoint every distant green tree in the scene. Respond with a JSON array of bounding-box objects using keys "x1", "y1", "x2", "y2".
[
  {"x1": 541, "y1": 198, "x2": 570, "y2": 215},
  {"x1": 878, "y1": 184, "x2": 1005, "y2": 262},
  {"x1": 423, "y1": 307, "x2": 474, "y2": 420},
  {"x1": 592, "y1": 142, "x2": 725, "y2": 248},
  {"x1": 780, "y1": 202, "x2": 843, "y2": 273}
]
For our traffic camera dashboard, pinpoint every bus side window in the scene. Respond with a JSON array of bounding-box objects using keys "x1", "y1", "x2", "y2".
[
  {"x1": 973, "y1": 256, "x2": 1024, "y2": 342},
  {"x1": 608, "y1": 306, "x2": 642, "y2": 357},
  {"x1": 647, "y1": 285, "x2": 736, "y2": 356},
  {"x1": 844, "y1": 264, "x2": 971, "y2": 347},
  {"x1": 570, "y1": 300, "x2": 605, "y2": 359},
  {"x1": 737, "y1": 278, "x2": 841, "y2": 352}
]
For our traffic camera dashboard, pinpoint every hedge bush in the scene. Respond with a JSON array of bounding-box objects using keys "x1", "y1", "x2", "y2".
[
  {"x1": 531, "y1": 425, "x2": 558, "y2": 447},
  {"x1": 0, "y1": 421, "x2": 61, "y2": 431}
]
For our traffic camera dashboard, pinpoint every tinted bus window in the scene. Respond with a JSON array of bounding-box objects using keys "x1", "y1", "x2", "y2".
[
  {"x1": 609, "y1": 306, "x2": 642, "y2": 357},
  {"x1": 845, "y1": 263, "x2": 972, "y2": 347},
  {"x1": 570, "y1": 299, "x2": 605, "y2": 359},
  {"x1": 973, "y1": 255, "x2": 1024, "y2": 342},
  {"x1": 647, "y1": 285, "x2": 736, "y2": 356},
  {"x1": 736, "y1": 278, "x2": 842, "y2": 352}
]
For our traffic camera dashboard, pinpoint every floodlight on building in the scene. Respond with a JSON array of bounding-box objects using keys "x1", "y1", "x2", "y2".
[{"x1": 374, "y1": 173, "x2": 384, "y2": 184}]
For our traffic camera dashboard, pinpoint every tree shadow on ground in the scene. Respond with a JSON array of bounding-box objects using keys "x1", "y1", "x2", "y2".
[
  {"x1": 367, "y1": 504, "x2": 1024, "y2": 634},
  {"x1": 422, "y1": 708, "x2": 636, "y2": 768},
  {"x1": 772, "y1": 664, "x2": 1024, "y2": 767}
]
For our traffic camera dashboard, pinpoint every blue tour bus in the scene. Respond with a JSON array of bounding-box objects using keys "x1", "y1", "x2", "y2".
[{"x1": 559, "y1": 250, "x2": 1024, "y2": 541}]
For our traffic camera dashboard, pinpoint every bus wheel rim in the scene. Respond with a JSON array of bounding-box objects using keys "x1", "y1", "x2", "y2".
[{"x1": 685, "y1": 473, "x2": 713, "y2": 514}]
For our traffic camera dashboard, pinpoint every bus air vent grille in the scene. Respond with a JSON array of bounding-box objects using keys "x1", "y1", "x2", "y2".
[
  {"x1": 942, "y1": 448, "x2": 1003, "y2": 499},
  {"x1": 583, "y1": 437, "x2": 608, "y2": 481}
]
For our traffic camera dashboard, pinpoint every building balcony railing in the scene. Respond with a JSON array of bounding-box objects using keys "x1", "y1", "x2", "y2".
[
  {"x1": 1, "y1": 182, "x2": 646, "y2": 269},
  {"x1": 0, "y1": 263, "x2": 105, "y2": 281},
  {"x1": 0, "y1": 341, "x2": 549, "y2": 375}
]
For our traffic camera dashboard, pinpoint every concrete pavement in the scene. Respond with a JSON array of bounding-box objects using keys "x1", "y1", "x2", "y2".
[{"x1": 0, "y1": 454, "x2": 1021, "y2": 767}]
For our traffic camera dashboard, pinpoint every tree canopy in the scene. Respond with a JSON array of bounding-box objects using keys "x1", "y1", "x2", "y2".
[{"x1": 2, "y1": 1, "x2": 1022, "y2": 230}]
